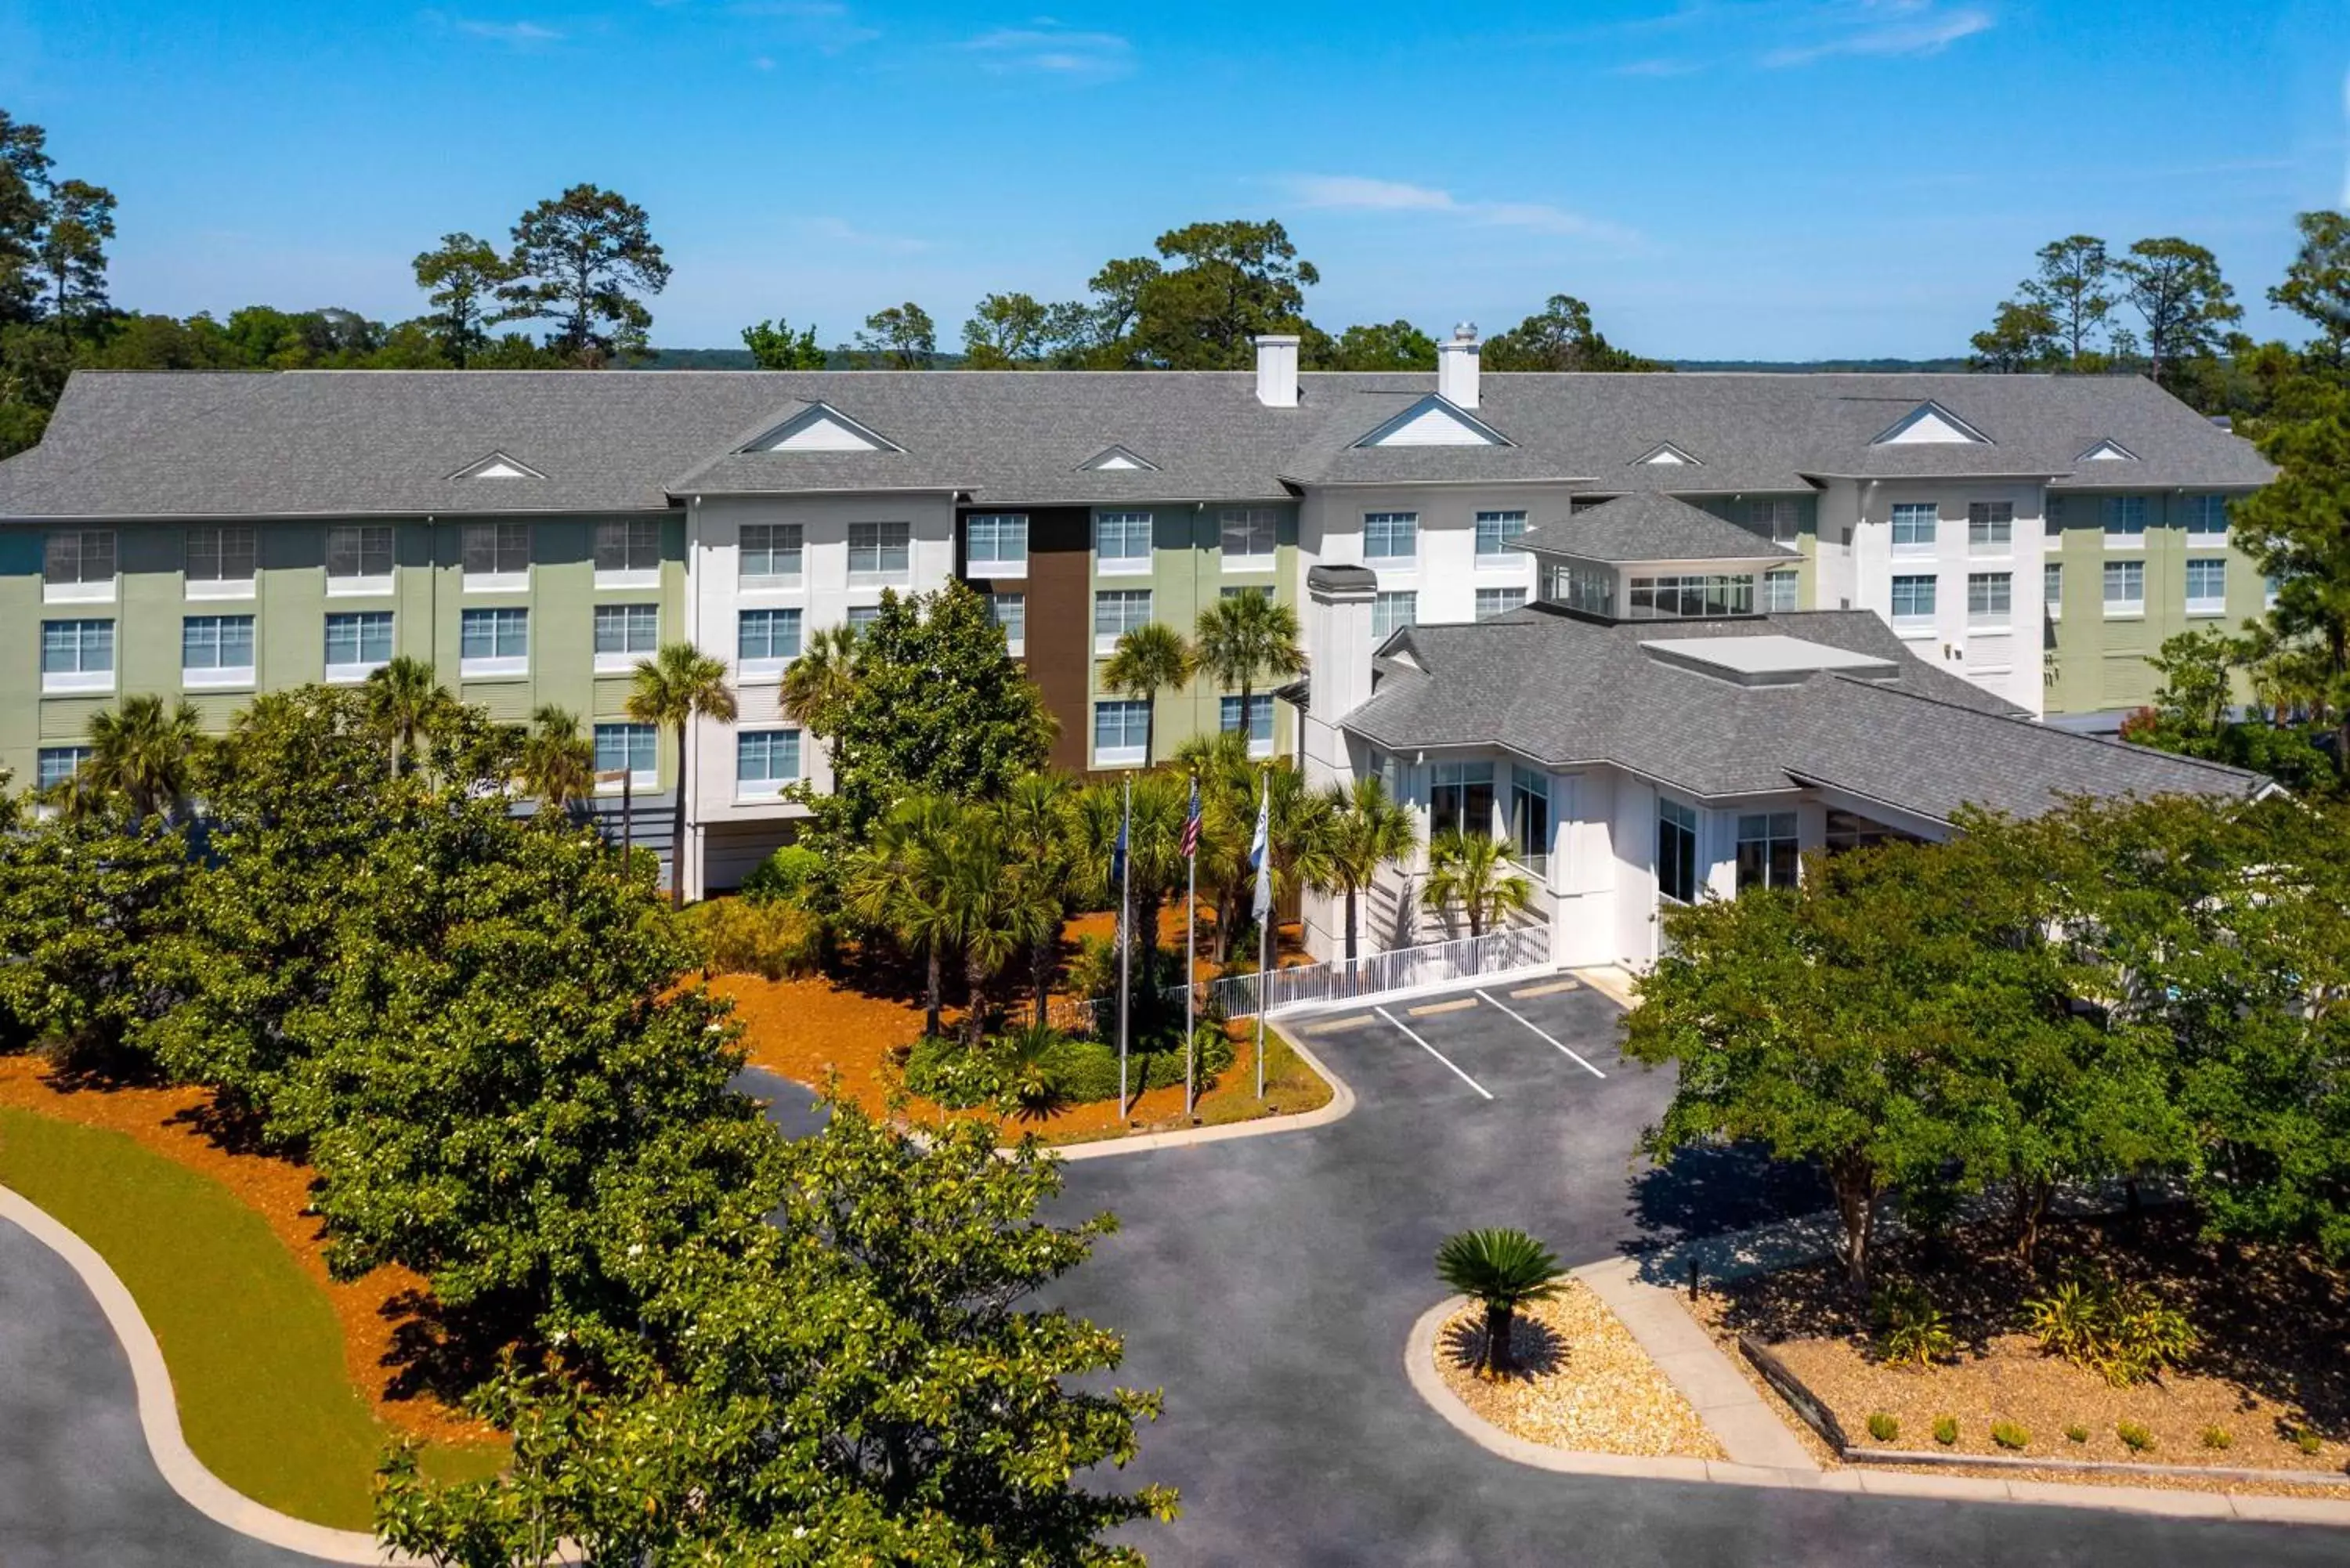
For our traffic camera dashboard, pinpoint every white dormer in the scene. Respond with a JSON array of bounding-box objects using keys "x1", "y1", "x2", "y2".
[
  {"x1": 1636, "y1": 441, "x2": 1701, "y2": 467},
  {"x1": 2077, "y1": 438, "x2": 2138, "y2": 462},
  {"x1": 1080, "y1": 444, "x2": 1159, "y2": 472},
  {"x1": 1353, "y1": 395, "x2": 1510, "y2": 450},
  {"x1": 450, "y1": 450, "x2": 545, "y2": 480},
  {"x1": 1870, "y1": 400, "x2": 1991, "y2": 446},
  {"x1": 742, "y1": 402, "x2": 902, "y2": 453}
]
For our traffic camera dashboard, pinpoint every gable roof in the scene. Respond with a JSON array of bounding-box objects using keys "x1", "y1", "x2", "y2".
[
  {"x1": 1514, "y1": 493, "x2": 1799, "y2": 565},
  {"x1": 1870, "y1": 399, "x2": 1992, "y2": 446},
  {"x1": 1351, "y1": 394, "x2": 1512, "y2": 450}
]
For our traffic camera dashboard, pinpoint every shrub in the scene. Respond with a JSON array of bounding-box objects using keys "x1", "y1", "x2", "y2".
[
  {"x1": 1932, "y1": 1416, "x2": 1958, "y2": 1447},
  {"x1": 739, "y1": 844, "x2": 826, "y2": 906},
  {"x1": 1065, "y1": 935, "x2": 1119, "y2": 1008},
  {"x1": 2023, "y1": 1269, "x2": 2197, "y2": 1387},
  {"x1": 1990, "y1": 1421, "x2": 2030, "y2": 1451},
  {"x1": 1872, "y1": 1280, "x2": 1956, "y2": 1370},
  {"x1": 2200, "y1": 1425, "x2": 2232, "y2": 1451},
  {"x1": 2065, "y1": 1424, "x2": 2090, "y2": 1445},
  {"x1": 902, "y1": 1033, "x2": 1010, "y2": 1109},
  {"x1": 2117, "y1": 1422, "x2": 2154, "y2": 1454},
  {"x1": 2294, "y1": 1428, "x2": 2323, "y2": 1458},
  {"x1": 1865, "y1": 1411, "x2": 1900, "y2": 1443},
  {"x1": 685, "y1": 897, "x2": 822, "y2": 981}
]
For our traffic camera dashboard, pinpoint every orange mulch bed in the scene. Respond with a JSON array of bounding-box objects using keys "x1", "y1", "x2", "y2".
[{"x1": 0, "y1": 1057, "x2": 500, "y2": 1449}]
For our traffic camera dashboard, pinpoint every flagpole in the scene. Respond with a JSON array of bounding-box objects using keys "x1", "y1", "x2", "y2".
[
  {"x1": 1255, "y1": 771, "x2": 1270, "y2": 1103},
  {"x1": 1117, "y1": 775, "x2": 1133, "y2": 1122},
  {"x1": 1184, "y1": 773, "x2": 1198, "y2": 1120}
]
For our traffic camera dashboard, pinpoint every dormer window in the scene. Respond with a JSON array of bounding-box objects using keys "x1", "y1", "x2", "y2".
[
  {"x1": 1870, "y1": 400, "x2": 1991, "y2": 446},
  {"x1": 742, "y1": 403, "x2": 902, "y2": 453},
  {"x1": 450, "y1": 450, "x2": 545, "y2": 480},
  {"x1": 1080, "y1": 444, "x2": 1158, "y2": 471},
  {"x1": 1636, "y1": 441, "x2": 1701, "y2": 467},
  {"x1": 1352, "y1": 395, "x2": 1509, "y2": 449},
  {"x1": 2077, "y1": 439, "x2": 2138, "y2": 462}
]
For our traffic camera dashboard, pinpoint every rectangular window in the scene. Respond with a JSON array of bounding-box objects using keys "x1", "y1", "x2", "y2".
[
  {"x1": 848, "y1": 520, "x2": 912, "y2": 583},
  {"x1": 184, "y1": 525, "x2": 258, "y2": 598},
  {"x1": 846, "y1": 605, "x2": 881, "y2": 633},
  {"x1": 1762, "y1": 569, "x2": 1799, "y2": 613},
  {"x1": 1429, "y1": 761, "x2": 1496, "y2": 840},
  {"x1": 737, "y1": 607, "x2": 804, "y2": 670},
  {"x1": 2044, "y1": 562, "x2": 2063, "y2": 618},
  {"x1": 595, "y1": 518, "x2": 663, "y2": 580},
  {"x1": 2186, "y1": 494, "x2": 2229, "y2": 540},
  {"x1": 1967, "y1": 572, "x2": 2012, "y2": 623},
  {"x1": 324, "y1": 611, "x2": 393, "y2": 678},
  {"x1": 736, "y1": 729, "x2": 801, "y2": 797},
  {"x1": 964, "y1": 514, "x2": 1029, "y2": 576},
  {"x1": 1967, "y1": 501, "x2": 2013, "y2": 554},
  {"x1": 1889, "y1": 574, "x2": 1937, "y2": 625},
  {"x1": 2102, "y1": 495, "x2": 2148, "y2": 544},
  {"x1": 2103, "y1": 559, "x2": 2146, "y2": 616},
  {"x1": 988, "y1": 591, "x2": 1025, "y2": 654},
  {"x1": 43, "y1": 529, "x2": 118, "y2": 600},
  {"x1": 1474, "y1": 587, "x2": 1527, "y2": 620},
  {"x1": 1748, "y1": 499, "x2": 1800, "y2": 544},
  {"x1": 594, "y1": 604, "x2": 658, "y2": 672},
  {"x1": 1735, "y1": 811, "x2": 1799, "y2": 893},
  {"x1": 1473, "y1": 510, "x2": 1528, "y2": 562},
  {"x1": 1544, "y1": 559, "x2": 1617, "y2": 617},
  {"x1": 1627, "y1": 573, "x2": 1756, "y2": 619},
  {"x1": 37, "y1": 746, "x2": 92, "y2": 791},
  {"x1": 2186, "y1": 558, "x2": 2227, "y2": 615},
  {"x1": 740, "y1": 522, "x2": 804, "y2": 583},
  {"x1": 40, "y1": 619, "x2": 115, "y2": 691},
  {"x1": 1889, "y1": 503, "x2": 1936, "y2": 553},
  {"x1": 1094, "y1": 588, "x2": 1152, "y2": 651},
  {"x1": 1220, "y1": 507, "x2": 1278, "y2": 566},
  {"x1": 181, "y1": 614, "x2": 255, "y2": 685},
  {"x1": 1092, "y1": 699, "x2": 1150, "y2": 766},
  {"x1": 459, "y1": 607, "x2": 529, "y2": 676},
  {"x1": 1510, "y1": 767, "x2": 1552, "y2": 876},
  {"x1": 1372, "y1": 591, "x2": 1418, "y2": 639},
  {"x1": 325, "y1": 524, "x2": 394, "y2": 591},
  {"x1": 1221, "y1": 583, "x2": 1275, "y2": 602},
  {"x1": 593, "y1": 722, "x2": 657, "y2": 786},
  {"x1": 2265, "y1": 573, "x2": 2282, "y2": 609},
  {"x1": 1219, "y1": 694, "x2": 1274, "y2": 754},
  {"x1": 1094, "y1": 511, "x2": 1152, "y2": 573},
  {"x1": 1657, "y1": 797, "x2": 1698, "y2": 905},
  {"x1": 1364, "y1": 511, "x2": 1419, "y2": 562},
  {"x1": 461, "y1": 521, "x2": 530, "y2": 584}
]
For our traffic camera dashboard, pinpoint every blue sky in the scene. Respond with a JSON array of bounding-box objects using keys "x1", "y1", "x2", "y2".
[{"x1": 2, "y1": 0, "x2": 2346, "y2": 358}]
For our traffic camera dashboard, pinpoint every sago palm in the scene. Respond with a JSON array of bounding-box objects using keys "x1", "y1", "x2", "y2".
[
  {"x1": 1437, "y1": 1227, "x2": 1564, "y2": 1381},
  {"x1": 85, "y1": 693, "x2": 205, "y2": 823},
  {"x1": 517, "y1": 705, "x2": 595, "y2": 815},
  {"x1": 1423, "y1": 827, "x2": 1535, "y2": 940},
  {"x1": 1193, "y1": 593, "x2": 1304, "y2": 759},
  {"x1": 363, "y1": 656, "x2": 453, "y2": 779},
  {"x1": 781, "y1": 623, "x2": 859, "y2": 769},
  {"x1": 1313, "y1": 776, "x2": 1417, "y2": 963},
  {"x1": 626, "y1": 641, "x2": 739, "y2": 909},
  {"x1": 1101, "y1": 623, "x2": 1192, "y2": 769}
]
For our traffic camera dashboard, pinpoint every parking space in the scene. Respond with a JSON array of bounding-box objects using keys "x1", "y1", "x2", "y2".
[{"x1": 1285, "y1": 973, "x2": 1629, "y2": 1111}]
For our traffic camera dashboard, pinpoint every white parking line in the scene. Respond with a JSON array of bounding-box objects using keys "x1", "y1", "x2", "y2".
[
  {"x1": 1475, "y1": 989, "x2": 1608, "y2": 1078},
  {"x1": 1372, "y1": 1006, "x2": 1496, "y2": 1101}
]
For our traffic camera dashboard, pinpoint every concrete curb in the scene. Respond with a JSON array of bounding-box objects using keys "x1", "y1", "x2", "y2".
[
  {"x1": 1052, "y1": 1023, "x2": 1355, "y2": 1162},
  {"x1": 0, "y1": 1184, "x2": 421, "y2": 1566}
]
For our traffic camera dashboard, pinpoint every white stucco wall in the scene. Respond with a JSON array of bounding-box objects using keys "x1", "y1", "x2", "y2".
[{"x1": 1847, "y1": 478, "x2": 2048, "y2": 717}]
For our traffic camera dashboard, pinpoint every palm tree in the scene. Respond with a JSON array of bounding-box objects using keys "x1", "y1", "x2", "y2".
[
  {"x1": 1193, "y1": 593, "x2": 1305, "y2": 757},
  {"x1": 363, "y1": 656, "x2": 454, "y2": 779},
  {"x1": 1101, "y1": 623, "x2": 1191, "y2": 769},
  {"x1": 994, "y1": 771, "x2": 1081, "y2": 1025},
  {"x1": 780, "y1": 623, "x2": 859, "y2": 770},
  {"x1": 1074, "y1": 771, "x2": 1188, "y2": 998},
  {"x1": 626, "y1": 641, "x2": 739, "y2": 909},
  {"x1": 1312, "y1": 776, "x2": 1417, "y2": 963},
  {"x1": 1173, "y1": 733, "x2": 1334, "y2": 966},
  {"x1": 937, "y1": 818, "x2": 1059, "y2": 1049},
  {"x1": 516, "y1": 705, "x2": 595, "y2": 816},
  {"x1": 1437, "y1": 1227, "x2": 1565, "y2": 1381},
  {"x1": 1423, "y1": 828, "x2": 1535, "y2": 941},
  {"x1": 85, "y1": 694, "x2": 204, "y2": 823},
  {"x1": 846, "y1": 793, "x2": 964, "y2": 1037}
]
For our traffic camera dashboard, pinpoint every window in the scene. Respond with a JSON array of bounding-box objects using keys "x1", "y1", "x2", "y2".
[
  {"x1": 988, "y1": 592, "x2": 1025, "y2": 654},
  {"x1": 326, "y1": 524, "x2": 393, "y2": 591},
  {"x1": 1889, "y1": 574, "x2": 1936, "y2": 625},
  {"x1": 461, "y1": 521, "x2": 530, "y2": 586},
  {"x1": 1890, "y1": 503, "x2": 1936, "y2": 553},
  {"x1": 324, "y1": 611, "x2": 393, "y2": 679},
  {"x1": 1748, "y1": 499, "x2": 1799, "y2": 544},
  {"x1": 1544, "y1": 559, "x2": 1616, "y2": 617},
  {"x1": 1220, "y1": 583, "x2": 1275, "y2": 602},
  {"x1": 845, "y1": 605, "x2": 881, "y2": 633},
  {"x1": 2102, "y1": 495, "x2": 2147, "y2": 544},
  {"x1": 1429, "y1": 761, "x2": 1495, "y2": 839},
  {"x1": 1220, "y1": 694, "x2": 1274, "y2": 756},
  {"x1": 185, "y1": 525, "x2": 258, "y2": 597},
  {"x1": 736, "y1": 730, "x2": 801, "y2": 798},
  {"x1": 1094, "y1": 589, "x2": 1152, "y2": 652},
  {"x1": 1509, "y1": 768, "x2": 1552, "y2": 876},
  {"x1": 1762, "y1": 569, "x2": 1799, "y2": 613},
  {"x1": 2044, "y1": 562, "x2": 2063, "y2": 618},
  {"x1": 1967, "y1": 502, "x2": 2013, "y2": 554},
  {"x1": 1967, "y1": 572, "x2": 2012, "y2": 624},
  {"x1": 2265, "y1": 573, "x2": 2282, "y2": 610},
  {"x1": 1473, "y1": 510, "x2": 1527, "y2": 562},
  {"x1": 1735, "y1": 812, "x2": 1799, "y2": 893},
  {"x1": 1372, "y1": 591, "x2": 1417, "y2": 639},
  {"x1": 40, "y1": 619, "x2": 115, "y2": 691},
  {"x1": 741, "y1": 522, "x2": 804, "y2": 583},
  {"x1": 1627, "y1": 574, "x2": 1755, "y2": 619},
  {"x1": 1657, "y1": 798, "x2": 1697, "y2": 905},
  {"x1": 964, "y1": 514, "x2": 1028, "y2": 576},
  {"x1": 595, "y1": 519, "x2": 663, "y2": 581},
  {"x1": 1475, "y1": 587, "x2": 1526, "y2": 620},
  {"x1": 37, "y1": 746, "x2": 91, "y2": 791},
  {"x1": 848, "y1": 521, "x2": 912, "y2": 583},
  {"x1": 2103, "y1": 560, "x2": 2146, "y2": 616},
  {"x1": 2186, "y1": 558, "x2": 2227, "y2": 615},
  {"x1": 181, "y1": 615, "x2": 255, "y2": 685},
  {"x1": 43, "y1": 529, "x2": 117, "y2": 601},
  {"x1": 1220, "y1": 508, "x2": 1278, "y2": 566},
  {"x1": 737, "y1": 607, "x2": 803, "y2": 670},
  {"x1": 593, "y1": 722, "x2": 657, "y2": 786},
  {"x1": 458, "y1": 607, "x2": 529, "y2": 676},
  {"x1": 594, "y1": 604, "x2": 658, "y2": 672},
  {"x1": 2186, "y1": 494, "x2": 2229, "y2": 540},
  {"x1": 1094, "y1": 511, "x2": 1152, "y2": 573},
  {"x1": 1364, "y1": 511, "x2": 1418, "y2": 562},
  {"x1": 1093, "y1": 699, "x2": 1150, "y2": 766}
]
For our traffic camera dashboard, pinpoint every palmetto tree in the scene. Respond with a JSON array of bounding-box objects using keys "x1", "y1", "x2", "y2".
[
  {"x1": 1312, "y1": 776, "x2": 1417, "y2": 963},
  {"x1": 993, "y1": 771, "x2": 1082, "y2": 1025},
  {"x1": 846, "y1": 793, "x2": 964, "y2": 1036},
  {"x1": 1073, "y1": 771, "x2": 1188, "y2": 998},
  {"x1": 1423, "y1": 827, "x2": 1535, "y2": 941},
  {"x1": 780, "y1": 623, "x2": 859, "y2": 770},
  {"x1": 937, "y1": 817, "x2": 1060, "y2": 1049},
  {"x1": 1175, "y1": 733, "x2": 1334, "y2": 965},
  {"x1": 516, "y1": 705, "x2": 595, "y2": 815},
  {"x1": 625, "y1": 641, "x2": 739, "y2": 909},
  {"x1": 85, "y1": 694, "x2": 205, "y2": 823},
  {"x1": 363, "y1": 656, "x2": 454, "y2": 779},
  {"x1": 1101, "y1": 623, "x2": 1191, "y2": 769},
  {"x1": 1193, "y1": 593, "x2": 1305, "y2": 757},
  {"x1": 1437, "y1": 1227, "x2": 1565, "y2": 1380}
]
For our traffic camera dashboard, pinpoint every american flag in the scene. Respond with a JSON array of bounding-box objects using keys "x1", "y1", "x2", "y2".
[{"x1": 1180, "y1": 775, "x2": 1202, "y2": 858}]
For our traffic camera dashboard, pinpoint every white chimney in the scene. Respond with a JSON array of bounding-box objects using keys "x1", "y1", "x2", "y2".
[
  {"x1": 1437, "y1": 321, "x2": 1480, "y2": 409},
  {"x1": 1253, "y1": 333, "x2": 1300, "y2": 408}
]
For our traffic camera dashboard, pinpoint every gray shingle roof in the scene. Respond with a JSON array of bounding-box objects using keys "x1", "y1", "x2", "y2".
[
  {"x1": 0, "y1": 366, "x2": 2272, "y2": 521},
  {"x1": 1340, "y1": 608, "x2": 2263, "y2": 820},
  {"x1": 1515, "y1": 493, "x2": 1799, "y2": 564}
]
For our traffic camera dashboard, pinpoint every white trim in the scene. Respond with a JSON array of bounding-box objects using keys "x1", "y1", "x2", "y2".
[
  {"x1": 458, "y1": 656, "x2": 528, "y2": 680},
  {"x1": 41, "y1": 669, "x2": 114, "y2": 694},
  {"x1": 1093, "y1": 744, "x2": 1145, "y2": 768},
  {"x1": 449, "y1": 450, "x2": 547, "y2": 481},
  {"x1": 184, "y1": 577, "x2": 257, "y2": 601},
  {"x1": 324, "y1": 574, "x2": 393, "y2": 598},
  {"x1": 462, "y1": 570, "x2": 529, "y2": 595},
  {"x1": 595, "y1": 568, "x2": 661, "y2": 590},
  {"x1": 182, "y1": 666, "x2": 255, "y2": 690},
  {"x1": 594, "y1": 650, "x2": 645, "y2": 674},
  {"x1": 42, "y1": 579, "x2": 114, "y2": 605},
  {"x1": 324, "y1": 660, "x2": 389, "y2": 684},
  {"x1": 1870, "y1": 400, "x2": 1992, "y2": 446},
  {"x1": 740, "y1": 402, "x2": 904, "y2": 453},
  {"x1": 1353, "y1": 394, "x2": 1513, "y2": 450}
]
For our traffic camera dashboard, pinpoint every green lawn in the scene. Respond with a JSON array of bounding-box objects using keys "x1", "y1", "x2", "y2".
[{"x1": 0, "y1": 1107, "x2": 504, "y2": 1530}]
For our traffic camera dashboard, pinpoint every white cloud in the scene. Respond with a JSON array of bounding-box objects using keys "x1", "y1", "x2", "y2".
[
  {"x1": 725, "y1": 1, "x2": 880, "y2": 52},
  {"x1": 443, "y1": 16, "x2": 566, "y2": 46},
  {"x1": 964, "y1": 24, "x2": 1133, "y2": 81},
  {"x1": 808, "y1": 215, "x2": 931, "y2": 255},
  {"x1": 1761, "y1": 1, "x2": 1993, "y2": 68},
  {"x1": 1282, "y1": 175, "x2": 1637, "y2": 245}
]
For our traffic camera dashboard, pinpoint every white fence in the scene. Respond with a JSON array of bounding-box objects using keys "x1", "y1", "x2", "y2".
[{"x1": 1208, "y1": 927, "x2": 1553, "y2": 1019}]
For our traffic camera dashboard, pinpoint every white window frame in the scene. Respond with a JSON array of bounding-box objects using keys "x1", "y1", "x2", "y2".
[
  {"x1": 1220, "y1": 507, "x2": 1278, "y2": 572},
  {"x1": 43, "y1": 529, "x2": 118, "y2": 605},
  {"x1": 2103, "y1": 560, "x2": 2146, "y2": 618},
  {"x1": 988, "y1": 591, "x2": 1025, "y2": 655},
  {"x1": 185, "y1": 525, "x2": 258, "y2": 601},
  {"x1": 37, "y1": 745, "x2": 92, "y2": 793},
  {"x1": 1372, "y1": 591, "x2": 1417, "y2": 640},
  {"x1": 325, "y1": 524, "x2": 395, "y2": 597},
  {"x1": 1473, "y1": 509, "x2": 1528, "y2": 565},
  {"x1": 1889, "y1": 503, "x2": 1937, "y2": 556},
  {"x1": 40, "y1": 618, "x2": 116, "y2": 693},
  {"x1": 736, "y1": 606, "x2": 803, "y2": 679},
  {"x1": 847, "y1": 520, "x2": 912, "y2": 586},
  {"x1": 1967, "y1": 502, "x2": 2013, "y2": 556},
  {"x1": 1966, "y1": 571, "x2": 2012, "y2": 626},
  {"x1": 594, "y1": 518, "x2": 663, "y2": 588},
  {"x1": 964, "y1": 514, "x2": 1029, "y2": 580},
  {"x1": 457, "y1": 606, "x2": 530, "y2": 679},
  {"x1": 1762, "y1": 568, "x2": 1800, "y2": 614},
  {"x1": 1092, "y1": 699, "x2": 1150, "y2": 768},
  {"x1": 734, "y1": 728, "x2": 801, "y2": 802},
  {"x1": 593, "y1": 722, "x2": 659, "y2": 792},
  {"x1": 1473, "y1": 587, "x2": 1526, "y2": 620},
  {"x1": 1094, "y1": 588, "x2": 1152, "y2": 654},
  {"x1": 1734, "y1": 811, "x2": 1800, "y2": 893},
  {"x1": 1889, "y1": 574, "x2": 1936, "y2": 630},
  {"x1": 1094, "y1": 511, "x2": 1153, "y2": 576},
  {"x1": 1364, "y1": 511, "x2": 1419, "y2": 565},
  {"x1": 324, "y1": 610, "x2": 394, "y2": 682},
  {"x1": 2044, "y1": 562, "x2": 2063, "y2": 620},
  {"x1": 1219, "y1": 694, "x2": 1274, "y2": 758},
  {"x1": 739, "y1": 522, "x2": 804, "y2": 588},
  {"x1": 594, "y1": 603, "x2": 659, "y2": 674},
  {"x1": 2185, "y1": 558, "x2": 2227, "y2": 616},
  {"x1": 181, "y1": 613, "x2": 256, "y2": 689},
  {"x1": 2102, "y1": 495, "x2": 2148, "y2": 548},
  {"x1": 845, "y1": 605, "x2": 881, "y2": 634},
  {"x1": 462, "y1": 521, "x2": 531, "y2": 594},
  {"x1": 2186, "y1": 494, "x2": 2229, "y2": 544},
  {"x1": 1749, "y1": 499, "x2": 1800, "y2": 545}
]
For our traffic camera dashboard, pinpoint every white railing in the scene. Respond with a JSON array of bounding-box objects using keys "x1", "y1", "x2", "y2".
[{"x1": 1209, "y1": 927, "x2": 1552, "y2": 1019}]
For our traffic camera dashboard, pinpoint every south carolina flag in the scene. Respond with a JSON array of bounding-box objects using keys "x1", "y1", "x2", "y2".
[{"x1": 1249, "y1": 774, "x2": 1271, "y2": 921}]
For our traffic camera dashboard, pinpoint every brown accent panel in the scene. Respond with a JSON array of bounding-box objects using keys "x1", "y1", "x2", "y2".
[{"x1": 964, "y1": 506, "x2": 1094, "y2": 774}]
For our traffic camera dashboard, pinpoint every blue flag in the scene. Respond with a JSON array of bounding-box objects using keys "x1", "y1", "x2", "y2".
[{"x1": 1250, "y1": 774, "x2": 1271, "y2": 920}]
